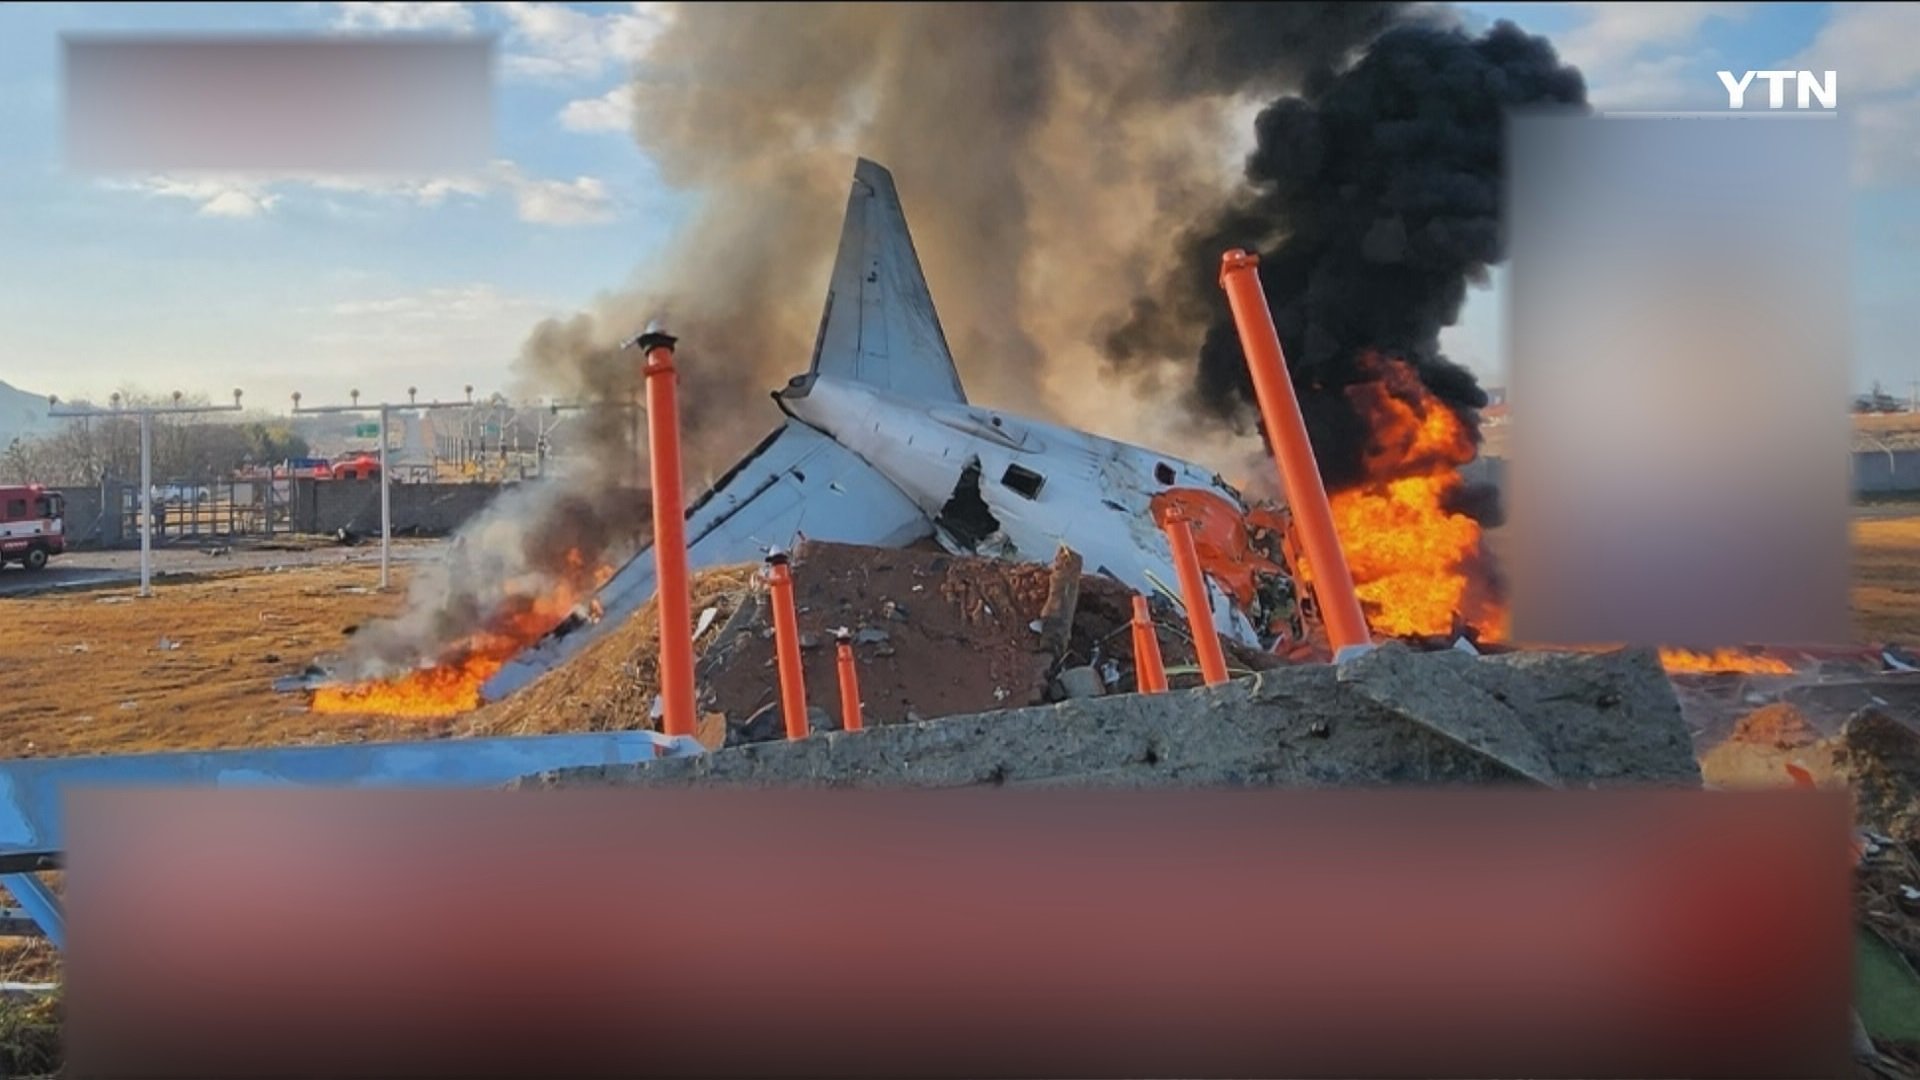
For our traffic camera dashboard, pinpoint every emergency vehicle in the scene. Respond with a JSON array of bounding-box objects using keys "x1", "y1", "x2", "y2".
[{"x1": 0, "y1": 485, "x2": 64, "y2": 570}]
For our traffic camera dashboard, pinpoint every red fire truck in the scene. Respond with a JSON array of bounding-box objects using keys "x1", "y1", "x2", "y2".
[{"x1": 0, "y1": 485, "x2": 64, "y2": 570}]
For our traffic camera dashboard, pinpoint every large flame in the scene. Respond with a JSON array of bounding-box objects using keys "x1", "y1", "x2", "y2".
[
  {"x1": 1299, "y1": 354, "x2": 1504, "y2": 640},
  {"x1": 310, "y1": 554, "x2": 614, "y2": 719},
  {"x1": 1656, "y1": 647, "x2": 1793, "y2": 676}
]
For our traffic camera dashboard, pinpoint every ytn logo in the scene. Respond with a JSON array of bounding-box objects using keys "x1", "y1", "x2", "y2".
[{"x1": 1717, "y1": 71, "x2": 1838, "y2": 109}]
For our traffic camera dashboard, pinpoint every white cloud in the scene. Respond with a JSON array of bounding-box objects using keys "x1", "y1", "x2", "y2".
[
  {"x1": 104, "y1": 176, "x2": 281, "y2": 219},
  {"x1": 1790, "y1": 3, "x2": 1920, "y2": 96},
  {"x1": 332, "y1": 1, "x2": 477, "y2": 33},
  {"x1": 493, "y1": 1, "x2": 671, "y2": 81},
  {"x1": 495, "y1": 167, "x2": 616, "y2": 225},
  {"x1": 306, "y1": 173, "x2": 492, "y2": 206},
  {"x1": 327, "y1": 2, "x2": 672, "y2": 81},
  {"x1": 559, "y1": 84, "x2": 635, "y2": 134},
  {"x1": 1851, "y1": 98, "x2": 1920, "y2": 187},
  {"x1": 1583, "y1": 51, "x2": 1725, "y2": 111},
  {"x1": 1557, "y1": 3, "x2": 1750, "y2": 73},
  {"x1": 199, "y1": 190, "x2": 282, "y2": 218},
  {"x1": 104, "y1": 161, "x2": 615, "y2": 226},
  {"x1": 1785, "y1": 3, "x2": 1920, "y2": 186}
]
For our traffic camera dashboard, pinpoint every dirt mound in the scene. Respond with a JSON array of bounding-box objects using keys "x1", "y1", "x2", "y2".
[
  {"x1": 462, "y1": 540, "x2": 1278, "y2": 747},
  {"x1": 695, "y1": 540, "x2": 1278, "y2": 743},
  {"x1": 1727, "y1": 702, "x2": 1822, "y2": 749},
  {"x1": 1699, "y1": 703, "x2": 1842, "y2": 791}
]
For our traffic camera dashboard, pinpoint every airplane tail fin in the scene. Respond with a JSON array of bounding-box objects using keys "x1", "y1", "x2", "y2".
[{"x1": 804, "y1": 158, "x2": 968, "y2": 404}]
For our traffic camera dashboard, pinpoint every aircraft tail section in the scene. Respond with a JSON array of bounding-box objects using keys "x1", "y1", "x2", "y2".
[{"x1": 805, "y1": 158, "x2": 967, "y2": 405}]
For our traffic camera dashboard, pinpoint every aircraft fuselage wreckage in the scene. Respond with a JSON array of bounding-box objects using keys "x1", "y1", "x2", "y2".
[{"x1": 483, "y1": 158, "x2": 1317, "y2": 703}]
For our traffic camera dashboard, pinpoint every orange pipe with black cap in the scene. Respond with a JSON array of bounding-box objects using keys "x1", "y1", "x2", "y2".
[
  {"x1": 629, "y1": 322, "x2": 696, "y2": 737},
  {"x1": 765, "y1": 549, "x2": 810, "y2": 740},
  {"x1": 1217, "y1": 250, "x2": 1372, "y2": 657},
  {"x1": 1162, "y1": 508, "x2": 1231, "y2": 686}
]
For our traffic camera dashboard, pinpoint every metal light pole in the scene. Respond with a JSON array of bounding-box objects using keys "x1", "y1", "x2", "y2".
[
  {"x1": 292, "y1": 389, "x2": 472, "y2": 591},
  {"x1": 516, "y1": 399, "x2": 643, "y2": 481},
  {"x1": 48, "y1": 389, "x2": 245, "y2": 597}
]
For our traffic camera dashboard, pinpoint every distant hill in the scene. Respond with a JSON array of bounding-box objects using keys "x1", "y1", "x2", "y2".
[{"x1": 0, "y1": 378, "x2": 53, "y2": 448}]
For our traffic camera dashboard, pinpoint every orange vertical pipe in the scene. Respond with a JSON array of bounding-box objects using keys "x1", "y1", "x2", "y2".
[
  {"x1": 1218, "y1": 250, "x2": 1372, "y2": 655},
  {"x1": 1131, "y1": 594, "x2": 1168, "y2": 694},
  {"x1": 1162, "y1": 510, "x2": 1231, "y2": 686},
  {"x1": 766, "y1": 551, "x2": 810, "y2": 740},
  {"x1": 636, "y1": 326, "x2": 696, "y2": 737},
  {"x1": 834, "y1": 628, "x2": 864, "y2": 732}
]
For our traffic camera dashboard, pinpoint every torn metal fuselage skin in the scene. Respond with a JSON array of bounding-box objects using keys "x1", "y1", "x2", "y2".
[{"x1": 778, "y1": 371, "x2": 1271, "y2": 638}]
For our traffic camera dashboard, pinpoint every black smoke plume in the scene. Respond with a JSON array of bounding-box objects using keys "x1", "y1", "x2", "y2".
[{"x1": 1107, "y1": 19, "x2": 1586, "y2": 496}]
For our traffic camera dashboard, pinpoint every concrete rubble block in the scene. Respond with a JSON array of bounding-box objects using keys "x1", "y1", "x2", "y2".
[
  {"x1": 1055, "y1": 666, "x2": 1105, "y2": 700},
  {"x1": 1472, "y1": 646, "x2": 1701, "y2": 786},
  {"x1": 519, "y1": 645, "x2": 1697, "y2": 792},
  {"x1": 1337, "y1": 642, "x2": 1558, "y2": 787}
]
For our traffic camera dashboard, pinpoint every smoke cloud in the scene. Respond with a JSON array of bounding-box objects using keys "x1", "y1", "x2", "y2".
[
  {"x1": 1106, "y1": 19, "x2": 1587, "y2": 497},
  {"x1": 339, "y1": 3, "x2": 1589, "y2": 678},
  {"x1": 514, "y1": 1, "x2": 1417, "y2": 481}
]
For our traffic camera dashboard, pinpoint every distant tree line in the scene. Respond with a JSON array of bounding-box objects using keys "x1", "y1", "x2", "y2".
[{"x1": 0, "y1": 392, "x2": 308, "y2": 487}]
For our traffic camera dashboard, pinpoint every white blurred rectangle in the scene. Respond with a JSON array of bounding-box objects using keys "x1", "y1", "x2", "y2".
[
  {"x1": 65, "y1": 36, "x2": 492, "y2": 173},
  {"x1": 1506, "y1": 113, "x2": 1852, "y2": 647}
]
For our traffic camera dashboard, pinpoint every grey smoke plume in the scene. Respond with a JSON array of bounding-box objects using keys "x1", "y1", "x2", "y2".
[
  {"x1": 514, "y1": 1, "x2": 1414, "y2": 482},
  {"x1": 337, "y1": 470, "x2": 651, "y2": 679}
]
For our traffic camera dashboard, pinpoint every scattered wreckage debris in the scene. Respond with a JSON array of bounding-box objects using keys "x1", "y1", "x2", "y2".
[
  {"x1": 1840, "y1": 710, "x2": 1920, "y2": 844},
  {"x1": 689, "y1": 540, "x2": 1279, "y2": 748},
  {"x1": 1856, "y1": 824, "x2": 1920, "y2": 1071},
  {"x1": 1694, "y1": 687, "x2": 1920, "y2": 843}
]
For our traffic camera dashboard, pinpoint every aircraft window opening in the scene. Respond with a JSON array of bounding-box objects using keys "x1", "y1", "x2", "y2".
[
  {"x1": 1001, "y1": 464, "x2": 1045, "y2": 500},
  {"x1": 1155, "y1": 463, "x2": 1176, "y2": 485}
]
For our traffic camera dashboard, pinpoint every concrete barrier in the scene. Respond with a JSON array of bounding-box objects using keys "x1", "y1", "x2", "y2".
[{"x1": 520, "y1": 644, "x2": 1700, "y2": 791}]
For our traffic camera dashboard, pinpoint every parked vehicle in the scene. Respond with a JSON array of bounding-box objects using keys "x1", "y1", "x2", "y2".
[
  {"x1": 0, "y1": 485, "x2": 65, "y2": 570},
  {"x1": 332, "y1": 455, "x2": 381, "y2": 481}
]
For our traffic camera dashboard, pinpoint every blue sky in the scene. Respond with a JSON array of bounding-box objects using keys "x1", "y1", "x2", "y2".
[{"x1": 0, "y1": 2, "x2": 1914, "y2": 411}]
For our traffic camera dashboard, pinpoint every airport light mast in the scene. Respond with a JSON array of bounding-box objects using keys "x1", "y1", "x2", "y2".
[
  {"x1": 291, "y1": 388, "x2": 470, "y2": 591},
  {"x1": 47, "y1": 389, "x2": 245, "y2": 598}
]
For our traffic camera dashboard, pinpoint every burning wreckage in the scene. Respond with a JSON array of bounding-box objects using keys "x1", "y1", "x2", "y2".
[
  {"x1": 295, "y1": 156, "x2": 1837, "y2": 723},
  {"x1": 305, "y1": 157, "x2": 1389, "y2": 723},
  {"x1": 461, "y1": 160, "x2": 1488, "y2": 711},
  {"x1": 5, "y1": 156, "x2": 1916, "y2": 962}
]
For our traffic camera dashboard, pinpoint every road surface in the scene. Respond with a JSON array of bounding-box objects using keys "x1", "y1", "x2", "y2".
[{"x1": 0, "y1": 540, "x2": 444, "y2": 598}]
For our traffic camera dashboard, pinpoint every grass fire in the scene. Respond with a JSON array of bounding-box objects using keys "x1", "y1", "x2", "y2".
[{"x1": 310, "y1": 555, "x2": 613, "y2": 719}]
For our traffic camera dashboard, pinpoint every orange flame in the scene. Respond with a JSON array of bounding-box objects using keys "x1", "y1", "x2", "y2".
[
  {"x1": 310, "y1": 555, "x2": 615, "y2": 719},
  {"x1": 1656, "y1": 647, "x2": 1793, "y2": 676},
  {"x1": 1298, "y1": 355, "x2": 1503, "y2": 641}
]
